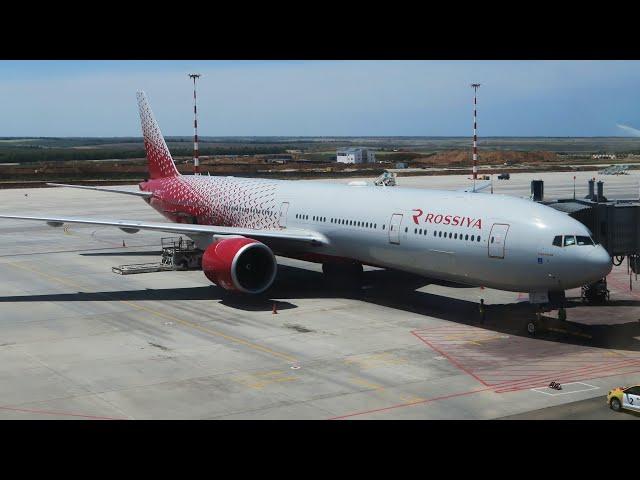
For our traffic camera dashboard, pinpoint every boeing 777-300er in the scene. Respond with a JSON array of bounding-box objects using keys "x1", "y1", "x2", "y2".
[{"x1": 0, "y1": 92, "x2": 612, "y2": 303}]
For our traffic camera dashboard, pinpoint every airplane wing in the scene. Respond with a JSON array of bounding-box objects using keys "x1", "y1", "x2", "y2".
[{"x1": 0, "y1": 215, "x2": 328, "y2": 246}]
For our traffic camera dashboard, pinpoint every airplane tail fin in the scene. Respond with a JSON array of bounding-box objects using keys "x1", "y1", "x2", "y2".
[{"x1": 136, "y1": 91, "x2": 180, "y2": 179}]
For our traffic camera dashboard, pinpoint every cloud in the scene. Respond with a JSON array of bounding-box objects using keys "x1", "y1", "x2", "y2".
[{"x1": 617, "y1": 123, "x2": 640, "y2": 136}]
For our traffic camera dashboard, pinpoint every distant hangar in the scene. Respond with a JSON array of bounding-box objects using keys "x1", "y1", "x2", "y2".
[{"x1": 337, "y1": 147, "x2": 376, "y2": 164}]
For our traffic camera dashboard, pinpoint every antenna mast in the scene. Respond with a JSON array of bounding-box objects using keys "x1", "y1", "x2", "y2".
[
  {"x1": 471, "y1": 83, "x2": 481, "y2": 184},
  {"x1": 189, "y1": 73, "x2": 202, "y2": 175}
]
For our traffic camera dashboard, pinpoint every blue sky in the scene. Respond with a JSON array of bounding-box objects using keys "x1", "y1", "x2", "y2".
[{"x1": 2, "y1": 60, "x2": 640, "y2": 137}]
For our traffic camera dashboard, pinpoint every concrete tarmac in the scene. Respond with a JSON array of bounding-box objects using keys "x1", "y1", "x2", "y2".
[
  {"x1": 501, "y1": 396, "x2": 640, "y2": 420},
  {"x1": 0, "y1": 170, "x2": 638, "y2": 419}
]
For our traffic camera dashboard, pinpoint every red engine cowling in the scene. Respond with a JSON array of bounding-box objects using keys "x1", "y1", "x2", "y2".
[{"x1": 202, "y1": 237, "x2": 277, "y2": 294}]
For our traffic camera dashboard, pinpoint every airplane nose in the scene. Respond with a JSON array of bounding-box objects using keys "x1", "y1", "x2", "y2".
[{"x1": 587, "y1": 247, "x2": 612, "y2": 281}]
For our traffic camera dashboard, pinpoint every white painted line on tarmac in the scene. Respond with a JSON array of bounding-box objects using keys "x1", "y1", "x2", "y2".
[{"x1": 531, "y1": 382, "x2": 600, "y2": 396}]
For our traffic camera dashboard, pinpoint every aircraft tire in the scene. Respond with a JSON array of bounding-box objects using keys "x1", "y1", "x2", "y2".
[{"x1": 527, "y1": 321, "x2": 536, "y2": 336}]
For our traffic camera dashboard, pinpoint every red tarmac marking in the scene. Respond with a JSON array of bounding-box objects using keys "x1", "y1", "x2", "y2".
[
  {"x1": 490, "y1": 359, "x2": 640, "y2": 392},
  {"x1": 478, "y1": 358, "x2": 640, "y2": 389},
  {"x1": 411, "y1": 330, "x2": 490, "y2": 387},
  {"x1": 329, "y1": 386, "x2": 493, "y2": 420},
  {"x1": 412, "y1": 327, "x2": 640, "y2": 393},
  {"x1": 495, "y1": 367, "x2": 640, "y2": 393},
  {"x1": 0, "y1": 405, "x2": 125, "y2": 420}
]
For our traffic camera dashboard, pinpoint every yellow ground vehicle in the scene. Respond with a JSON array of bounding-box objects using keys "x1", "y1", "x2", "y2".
[{"x1": 607, "y1": 385, "x2": 640, "y2": 412}]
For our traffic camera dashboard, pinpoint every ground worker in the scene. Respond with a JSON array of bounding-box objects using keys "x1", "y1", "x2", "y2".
[{"x1": 479, "y1": 299, "x2": 486, "y2": 324}]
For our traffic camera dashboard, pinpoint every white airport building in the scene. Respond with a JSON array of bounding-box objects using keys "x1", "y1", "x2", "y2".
[{"x1": 336, "y1": 147, "x2": 376, "y2": 164}]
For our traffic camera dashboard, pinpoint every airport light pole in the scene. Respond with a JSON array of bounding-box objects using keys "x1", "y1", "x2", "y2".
[
  {"x1": 471, "y1": 83, "x2": 481, "y2": 185},
  {"x1": 189, "y1": 73, "x2": 202, "y2": 175}
]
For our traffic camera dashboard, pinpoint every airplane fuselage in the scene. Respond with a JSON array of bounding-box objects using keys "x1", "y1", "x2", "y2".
[{"x1": 140, "y1": 174, "x2": 612, "y2": 293}]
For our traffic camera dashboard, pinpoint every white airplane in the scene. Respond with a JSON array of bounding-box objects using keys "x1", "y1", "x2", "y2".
[{"x1": 0, "y1": 92, "x2": 612, "y2": 302}]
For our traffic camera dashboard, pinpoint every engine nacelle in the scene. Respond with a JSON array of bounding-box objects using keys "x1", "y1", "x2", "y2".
[{"x1": 202, "y1": 237, "x2": 277, "y2": 294}]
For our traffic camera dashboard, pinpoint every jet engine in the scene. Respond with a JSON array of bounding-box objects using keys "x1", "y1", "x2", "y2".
[{"x1": 202, "y1": 237, "x2": 277, "y2": 294}]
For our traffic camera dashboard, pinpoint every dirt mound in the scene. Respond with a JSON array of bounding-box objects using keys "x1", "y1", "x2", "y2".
[{"x1": 414, "y1": 150, "x2": 559, "y2": 166}]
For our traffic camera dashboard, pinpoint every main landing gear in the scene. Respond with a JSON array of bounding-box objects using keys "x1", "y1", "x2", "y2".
[
  {"x1": 526, "y1": 290, "x2": 567, "y2": 336},
  {"x1": 581, "y1": 278, "x2": 610, "y2": 304},
  {"x1": 322, "y1": 261, "x2": 363, "y2": 291}
]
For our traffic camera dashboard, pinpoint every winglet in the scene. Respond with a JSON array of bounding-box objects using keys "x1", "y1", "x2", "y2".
[{"x1": 136, "y1": 91, "x2": 180, "y2": 179}]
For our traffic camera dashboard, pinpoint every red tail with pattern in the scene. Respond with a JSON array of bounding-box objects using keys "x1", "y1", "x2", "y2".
[{"x1": 136, "y1": 91, "x2": 180, "y2": 179}]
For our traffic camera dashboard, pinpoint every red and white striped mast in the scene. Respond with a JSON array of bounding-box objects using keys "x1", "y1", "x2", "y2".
[
  {"x1": 471, "y1": 83, "x2": 481, "y2": 183},
  {"x1": 189, "y1": 73, "x2": 202, "y2": 175}
]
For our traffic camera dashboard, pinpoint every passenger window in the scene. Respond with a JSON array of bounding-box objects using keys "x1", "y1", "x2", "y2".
[
  {"x1": 477, "y1": 236, "x2": 481, "y2": 242},
  {"x1": 471, "y1": 235, "x2": 475, "y2": 241},
  {"x1": 564, "y1": 235, "x2": 576, "y2": 247},
  {"x1": 576, "y1": 236, "x2": 594, "y2": 246},
  {"x1": 449, "y1": 232, "x2": 452, "y2": 238},
  {"x1": 491, "y1": 236, "x2": 494, "y2": 243},
  {"x1": 465, "y1": 234, "x2": 469, "y2": 240},
  {"x1": 454, "y1": 233, "x2": 457, "y2": 239},
  {"x1": 438, "y1": 231, "x2": 442, "y2": 237},
  {"x1": 552, "y1": 235, "x2": 562, "y2": 247}
]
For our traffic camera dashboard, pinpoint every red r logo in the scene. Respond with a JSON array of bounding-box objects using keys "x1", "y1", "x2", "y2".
[{"x1": 412, "y1": 208, "x2": 423, "y2": 225}]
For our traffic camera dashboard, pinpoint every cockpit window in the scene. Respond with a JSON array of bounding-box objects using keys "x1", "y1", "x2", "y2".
[
  {"x1": 552, "y1": 235, "x2": 562, "y2": 247},
  {"x1": 564, "y1": 235, "x2": 576, "y2": 247},
  {"x1": 576, "y1": 236, "x2": 594, "y2": 246}
]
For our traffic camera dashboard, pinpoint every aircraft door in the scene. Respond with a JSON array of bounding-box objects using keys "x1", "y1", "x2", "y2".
[
  {"x1": 488, "y1": 223, "x2": 509, "y2": 259},
  {"x1": 278, "y1": 202, "x2": 289, "y2": 228},
  {"x1": 389, "y1": 213, "x2": 403, "y2": 245}
]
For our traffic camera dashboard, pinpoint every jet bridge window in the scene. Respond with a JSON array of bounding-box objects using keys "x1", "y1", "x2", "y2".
[{"x1": 564, "y1": 235, "x2": 576, "y2": 247}]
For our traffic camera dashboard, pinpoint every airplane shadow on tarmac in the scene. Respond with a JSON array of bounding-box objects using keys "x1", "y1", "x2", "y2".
[{"x1": 2, "y1": 261, "x2": 639, "y2": 351}]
